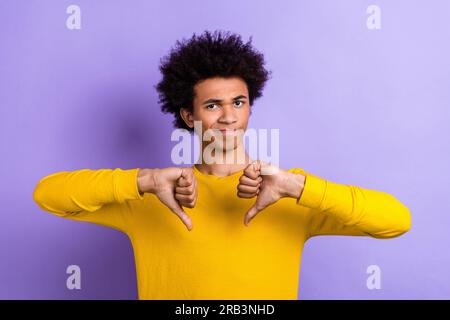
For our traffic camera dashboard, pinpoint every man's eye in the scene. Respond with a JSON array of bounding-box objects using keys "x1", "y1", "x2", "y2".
[
  {"x1": 206, "y1": 104, "x2": 219, "y2": 110},
  {"x1": 234, "y1": 101, "x2": 244, "y2": 108}
]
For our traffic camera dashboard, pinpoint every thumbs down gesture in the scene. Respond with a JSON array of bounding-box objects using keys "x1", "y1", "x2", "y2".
[{"x1": 237, "y1": 160, "x2": 306, "y2": 226}]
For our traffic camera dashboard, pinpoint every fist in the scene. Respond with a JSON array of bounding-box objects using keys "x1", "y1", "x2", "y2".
[
  {"x1": 237, "y1": 160, "x2": 304, "y2": 226},
  {"x1": 138, "y1": 167, "x2": 197, "y2": 231}
]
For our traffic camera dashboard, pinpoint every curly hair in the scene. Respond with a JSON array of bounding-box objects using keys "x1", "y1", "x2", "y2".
[{"x1": 155, "y1": 30, "x2": 271, "y2": 131}]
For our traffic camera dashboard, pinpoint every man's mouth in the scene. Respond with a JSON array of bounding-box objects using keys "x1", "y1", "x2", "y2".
[{"x1": 218, "y1": 129, "x2": 238, "y2": 135}]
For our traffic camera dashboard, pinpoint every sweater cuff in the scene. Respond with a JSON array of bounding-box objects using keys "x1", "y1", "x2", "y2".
[
  {"x1": 289, "y1": 168, "x2": 327, "y2": 209},
  {"x1": 112, "y1": 168, "x2": 145, "y2": 203}
]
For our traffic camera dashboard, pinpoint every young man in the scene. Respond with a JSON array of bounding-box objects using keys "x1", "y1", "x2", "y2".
[{"x1": 33, "y1": 30, "x2": 411, "y2": 300}]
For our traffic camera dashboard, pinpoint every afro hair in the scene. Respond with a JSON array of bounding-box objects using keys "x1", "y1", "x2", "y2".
[{"x1": 155, "y1": 30, "x2": 271, "y2": 131}]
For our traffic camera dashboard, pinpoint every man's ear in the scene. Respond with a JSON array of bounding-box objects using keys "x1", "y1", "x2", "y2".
[{"x1": 180, "y1": 108, "x2": 194, "y2": 129}]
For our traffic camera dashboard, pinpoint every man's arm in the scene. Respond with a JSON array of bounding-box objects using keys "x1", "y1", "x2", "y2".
[
  {"x1": 33, "y1": 166, "x2": 197, "y2": 232},
  {"x1": 288, "y1": 168, "x2": 412, "y2": 239},
  {"x1": 32, "y1": 168, "x2": 144, "y2": 233},
  {"x1": 238, "y1": 161, "x2": 411, "y2": 239}
]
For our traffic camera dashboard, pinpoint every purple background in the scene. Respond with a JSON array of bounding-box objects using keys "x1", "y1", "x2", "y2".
[{"x1": 1, "y1": 0, "x2": 449, "y2": 299}]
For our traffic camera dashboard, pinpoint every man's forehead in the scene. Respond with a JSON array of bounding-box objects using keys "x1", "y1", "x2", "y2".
[{"x1": 194, "y1": 77, "x2": 248, "y2": 100}]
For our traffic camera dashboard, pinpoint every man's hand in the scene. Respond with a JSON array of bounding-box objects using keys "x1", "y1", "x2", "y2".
[
  {"x1": 237, "y1": 160, "x2": 306, "y2": 226},
  {"x1": 138, "y1": 167, "x2": 197, "y2": 231}
]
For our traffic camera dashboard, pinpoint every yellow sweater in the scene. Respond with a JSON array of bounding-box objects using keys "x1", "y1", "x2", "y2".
[{"x1": 32, "y1": 165, "x2": 411, "y2": 299}]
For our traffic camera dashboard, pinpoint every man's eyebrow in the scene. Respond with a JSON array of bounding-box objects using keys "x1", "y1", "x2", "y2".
[{"x1": 202, "y1": 95, "x2": 248, "y2": 105}]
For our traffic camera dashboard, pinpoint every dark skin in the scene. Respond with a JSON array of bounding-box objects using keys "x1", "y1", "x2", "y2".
[{"x1": 137, "y1": 76, "x2": 306, "y2": 230}]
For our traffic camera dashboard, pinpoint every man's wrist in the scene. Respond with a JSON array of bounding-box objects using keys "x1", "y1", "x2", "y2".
[
  {"x1": 281, "y1": 171, "x2": 306, "y2": 200},
  {"x1": 137, "y1": 168, "x2": 157, "y2": 194}
]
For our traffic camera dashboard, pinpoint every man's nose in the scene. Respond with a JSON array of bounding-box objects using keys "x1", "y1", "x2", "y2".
[{"x1": 218, "y1": 105, "x2": 238, "y2": 124}]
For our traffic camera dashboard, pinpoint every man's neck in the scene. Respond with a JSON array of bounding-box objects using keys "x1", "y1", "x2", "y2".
[{"x1": 194, "y1": 144, "x2": 252, "y2": 177}]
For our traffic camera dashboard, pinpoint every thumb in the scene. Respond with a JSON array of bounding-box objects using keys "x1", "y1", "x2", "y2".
[
  {"x1": 244, "y1": 204, "x2": 259, "y2": 226},
  {"x1": 244, "y1": 205, "x2": 258, "y2": 227},
  {"x1": 167, "y1": 198, "x2": 193, "y2": 231},
  {"x1": 244, "y1": 193, "x2": 272, "y2": 226}
]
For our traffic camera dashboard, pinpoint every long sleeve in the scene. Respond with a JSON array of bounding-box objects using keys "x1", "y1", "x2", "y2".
[
  {"x1": 32, "y1": 168, "x2": 144, "y2": 234},
  {"x1": 289, "y1": 168, "x2": 412, "y2": 239}
]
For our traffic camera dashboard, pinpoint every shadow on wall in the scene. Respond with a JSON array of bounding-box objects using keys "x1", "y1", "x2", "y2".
[
  {"x1": 31, "y1": 80, "x2": 171, "y2": 299},
  {"x1": 60, "y1": 80, "x2": 172, "y2": 169}
]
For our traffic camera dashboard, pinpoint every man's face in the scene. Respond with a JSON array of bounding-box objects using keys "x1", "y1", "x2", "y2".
[{"x1": 181, "y1": 76, "x2": 251, "y2": 152}]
